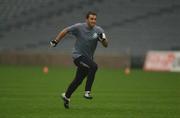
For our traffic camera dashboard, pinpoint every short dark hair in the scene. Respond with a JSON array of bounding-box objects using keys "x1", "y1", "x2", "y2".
[{"x1": 86, "y1": 11, "x2": 97, "y2": 19}]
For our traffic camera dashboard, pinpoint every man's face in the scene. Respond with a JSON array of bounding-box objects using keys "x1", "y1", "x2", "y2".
[{"x1": 86, "y1": 14, "x2": 96, "y2": 28}]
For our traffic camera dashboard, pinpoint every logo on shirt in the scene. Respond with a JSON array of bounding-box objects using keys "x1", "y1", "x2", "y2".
[{"x1": 92, "y1": 32, "x2": 98, "y2": 39}]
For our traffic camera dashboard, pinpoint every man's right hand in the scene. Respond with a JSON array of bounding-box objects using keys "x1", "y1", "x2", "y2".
[{"x1": 49, "y1": 40, "x2": 58, "y2": 48}]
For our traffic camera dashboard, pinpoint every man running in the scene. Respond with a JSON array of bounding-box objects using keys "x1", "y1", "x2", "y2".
[{"x1": 49, "y1": 11, "x2": 108, "y2": 109}]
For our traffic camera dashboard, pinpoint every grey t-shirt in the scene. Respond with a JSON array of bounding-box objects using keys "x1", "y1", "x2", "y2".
[{"x1": 66, "y1": 22, "x2": 104, "y2": 59}]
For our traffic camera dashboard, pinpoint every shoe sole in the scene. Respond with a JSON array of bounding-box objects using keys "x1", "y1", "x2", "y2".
[{"x1": 84, "y1": 95, "x2": 93, "y2": 99}]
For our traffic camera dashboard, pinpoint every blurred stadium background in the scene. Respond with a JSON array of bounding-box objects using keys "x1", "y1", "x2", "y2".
[
  {"x1": 1, "y1": 0, "x2": 180, "y2": 68},
  {"x1": 0, "y1": 0, "x2": 180, "y2": 118}
]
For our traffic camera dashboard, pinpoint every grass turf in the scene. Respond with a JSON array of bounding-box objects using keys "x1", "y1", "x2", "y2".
[{"x1": 0, "y1": 65, "x2": 180, "y2": 118}]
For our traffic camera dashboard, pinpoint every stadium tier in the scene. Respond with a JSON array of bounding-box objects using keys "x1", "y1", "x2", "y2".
[{"x1": 0, "y1": 0, "x2": 180, "y2": 60}]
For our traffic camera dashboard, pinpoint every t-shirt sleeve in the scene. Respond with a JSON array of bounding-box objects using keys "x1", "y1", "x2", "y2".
[{"x1": 66, "y1": 23, "x2": 81, "y2": 35}]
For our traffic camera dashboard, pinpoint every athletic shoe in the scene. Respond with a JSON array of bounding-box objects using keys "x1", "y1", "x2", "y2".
[
  {"x1": 84, "y1": 92, "x2": 93, "y2": 99},
  {"x1": 61, "y1": 93, "x2": 70, "y2": 109}
]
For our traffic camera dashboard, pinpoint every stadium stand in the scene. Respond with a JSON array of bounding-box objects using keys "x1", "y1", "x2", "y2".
[{"x1": 0, "y1": 0, "x2": 180, "y2": 67}]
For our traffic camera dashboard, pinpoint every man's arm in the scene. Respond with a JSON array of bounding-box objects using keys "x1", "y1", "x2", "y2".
[
  {"x1": 101, "y1": 38, "x2": 108, "y2": 48},
  {"x1": 49, "y1": 28, "x2": 68, "y2": 47}
]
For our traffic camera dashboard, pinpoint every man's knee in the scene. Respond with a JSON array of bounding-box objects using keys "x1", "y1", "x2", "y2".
[{"x1": 72, "y1": 78, "x2": 83, "y2": 86}]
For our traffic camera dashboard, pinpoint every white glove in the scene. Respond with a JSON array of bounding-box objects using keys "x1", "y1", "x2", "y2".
[
  {"x1": 98, "y1": 33, "x2": 106, "y2": 42},
  {"x1": 49, "y1": 40, "x2": 58, "y2": 48}
]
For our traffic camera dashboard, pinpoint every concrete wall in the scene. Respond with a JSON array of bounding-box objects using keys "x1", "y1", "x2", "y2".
[{"x1": 0, "y1": 51, "x2": 131, "y2": 69}]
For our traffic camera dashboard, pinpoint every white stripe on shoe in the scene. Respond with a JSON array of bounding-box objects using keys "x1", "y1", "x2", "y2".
[{"x1": 62, "y1": 93, "x2": 70, "y2": 102}]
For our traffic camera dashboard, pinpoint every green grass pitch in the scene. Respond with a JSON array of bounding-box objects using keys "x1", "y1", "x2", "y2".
[{"x1": 0, "y1": 65, "x2": 180, "y2": 118}]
